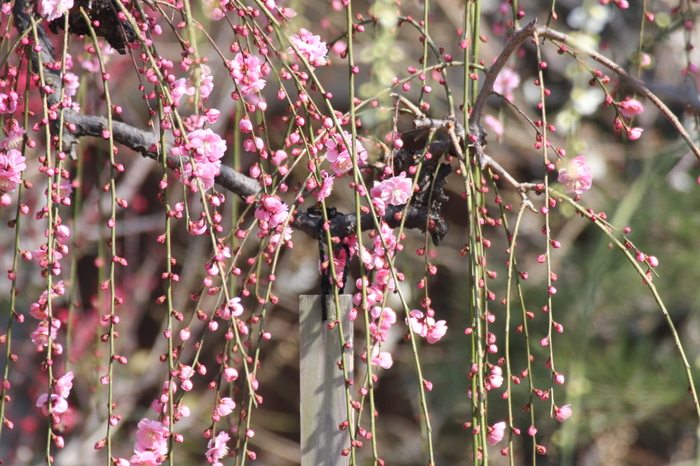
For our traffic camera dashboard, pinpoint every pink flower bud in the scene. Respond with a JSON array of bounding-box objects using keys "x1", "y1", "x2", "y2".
[
  {"x1": 618, "y1": 98, "x2": 644, "y2": 118},
  {"x1": 554, "y1": 404, "x2": 572, "y2": 422},
  {"x1": 627, "y1": 127, "x2": 644, "y2": 140}
]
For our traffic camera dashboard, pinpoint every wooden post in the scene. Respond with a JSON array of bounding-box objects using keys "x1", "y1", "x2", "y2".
[{"x1": 299, "y1": 295, "x2": 353, "y2": 466}]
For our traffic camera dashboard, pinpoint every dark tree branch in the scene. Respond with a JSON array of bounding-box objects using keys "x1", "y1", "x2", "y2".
[{"x1": 292, "y1": 204, "x2": 448, "y2": 242}]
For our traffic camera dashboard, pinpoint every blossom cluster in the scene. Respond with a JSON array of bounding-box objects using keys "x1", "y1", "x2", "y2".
[
  {"x1": 230, "y1": 52, "x2": 268, "y2": 96},
  {"x1": 325, "y1": 130, "x2": 368, "y2": 176},
  {"x1": 254, "y1": 195, "x2": 290, "y2": 237},
  {"x1": 615, "y1": 97, "x2": 645, "y2": 141},
  {"x1": 173, "y1": 128, "x2": 227, "y2": 192}
]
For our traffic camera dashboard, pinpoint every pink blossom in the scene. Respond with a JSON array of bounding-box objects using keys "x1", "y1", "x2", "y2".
[
  {"x1": 315, "y1": 170, "x2": 335, "y2": 202},
  {"x1": 271, "y1": 149, "x2": 288, "y2": 166},
  {"x1": 289, "y1": 28, "x2": 329, "y2": 69},
  {"x1": 39, "y1": 0, "x2": 74, "y2": 22},
  {"x1": 374, "y1": 268, "x2": 396, "y2": 290},
  {"x1": 129, "y1": 450, "x2": 162, "y2": 466},
  {"x1": 487, "y1": 421, "x2": 507, "y2": 445},
  {"x1": 55, "y1": 372, "x2": 74, "y2": 398},
  {"x1": 36, "y1": 372, "x2": 73, "y2": 416},
  {"x1": 0, "y1": 92, "x2": 17, "y2": 114},
  {"x1": 426, "y1": 320, "x2": 448, "y2": 343},
  {"x1": 36, "y1": 393, "x2": 68, "y2": 416},
  {"x1": 239, "y1": 118, "x2": 253, "y2": 133},
  {"x1": 638, "y1": 53, "x2": 652, "y2": 68},
  {"x1": 371, "y1": 196, "x2": 386, "y2": 216},
  {"x1": 486, "y1": 366, "x2": 503, "y2": 390},
  {"x1": 178, "y1": 365, "x2": 195, "y2": 389},
  {"x1": 557, "y1": 155, "x2": 592, "y2": 194},
  {"x1": 407, "y1": 310, "x2": 448, "y2": 343},
  {"x1": 30, "y1": 281, "x2": 65, "y2": 319},
  {"x1": 371, "y1": 306, "x2": 396, "y2": 329},
  {"x1": 627, "y1": 127, "x2": 644, "y2": 140},
  {"x1": 554, "y1": 404, "x2": 572, "y2": 422},
  {"x1": 493, "y1": 67, "x2": 520, "y2": 101},
  {"x1": 325, "y1": 131, "x2": 367, "y2": 176},
  {"x1": 188, "y1": 129, "x2": 226, "y2": 163},
  {"x1": 370, "y1": 348, "x2": 393, "y2": 369},
  {"x1": 192, "y1": 65, "x2": 214, "y2": 99},
  {"x1": 178, "y1": 159, "x2": 220, "y2": 192},
  {"x1": 31, "y1": 319, "x2": 60, "y2": 347},
  {"x1": 204, "y1": 108, "x2": 220, "y2": 124},
  {"x1": 206, "y1": 431, "x2": 230, "y2": 463},
  {"x1": 33, "y1": 248, "x2": 63, "y2": 269},
  {"x1": 170, "y1": 78, "x2": 194, "y2": 104},
  {"x1": 214, "y1": 397, "x2": 236, "y2": 417},
  {"x1": 0, "y1": 149, "x2": 26, "y2": 193},
  {"x1": 135, "y1": 419, "x2": 169, "y2": 455},
  {"x1": 244, "y1": 136, "x2": 265, "y2": 152},
  {"x1": 0, "y1": 126, "x2": 26, "y2": 150},
  {"x1": 223, "y1": 367, "x2": 238, "y2": 382},
  {"x1": 254, "y1": 195, "x2": 289, "y2": 232},
  {"x1": 269, "y1": 226, "x2": 294, "y2": 250},
  {"x1": 618, "y1": 98, "x2": 644, "y2": 118},
  {"x1": 230, "y1": 53, "x2": 266, "y2": 95},
  {"x1": 220, "y1": 297, "x2": 244, "y2": 320},
  {"x1": 62, "y1": 72, "x2": 79, "y2": 97},
  {"x1": 370, "y1": 171, "x2": 413, "y2": 206}
]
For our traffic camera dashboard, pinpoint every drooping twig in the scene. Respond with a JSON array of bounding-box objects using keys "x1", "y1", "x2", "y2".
[{"x1": 466, "y1": 18, "x2": 700, "y2": 162}]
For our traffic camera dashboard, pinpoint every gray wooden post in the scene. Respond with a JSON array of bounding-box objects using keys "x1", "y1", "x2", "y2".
[{"x1": 299, "y1": 295, "x2": 353, "y2": 466}]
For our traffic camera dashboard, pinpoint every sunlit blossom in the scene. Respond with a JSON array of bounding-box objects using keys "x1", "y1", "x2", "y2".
[
  {"x1": 289, "y1": 28, "x2": 329, "y2": 69},
  {"x1": 206, "y1": 431, "x2": 230, "y2": 463},
  {"x1": 370, "y1": 347, "x2": 393, "y2": 369},
  {"x1": 370, "y1": 171, "x2": 413, "y2": 206},
  {"x1": 135, "y1": 419, "x2": 169, "y2": 456},
  {"x1": 39, "y1": 0, "x2": 74, "y2": 22},
  {"x1": 36, "y1": 372, "x2": 73, "y2": 417},
  {"x1": 557, "y1": 155, "x2": 592, "y2": 194},
  {"x1": 487, "y1": 421, "x2": 507, "y2": 445},
  {"x1": 188, "y1": 129, "x2": 226, "y2": 163},
  {"x1": 407, "y1": 310, "x2": 447, "y2": 343}
]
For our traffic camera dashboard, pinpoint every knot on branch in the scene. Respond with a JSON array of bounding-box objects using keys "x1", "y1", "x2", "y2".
[{"x1": 49, "y1": 0, "x2": 137, "y2": 54}]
